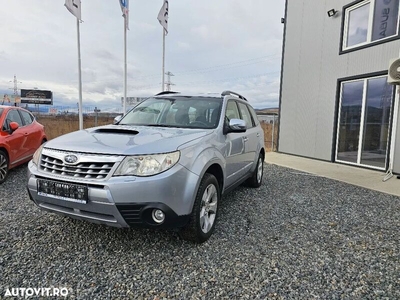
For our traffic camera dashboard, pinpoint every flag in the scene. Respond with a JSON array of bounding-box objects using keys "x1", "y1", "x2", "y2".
[
  {"x1": 157, "y1": 0, "x2": 169, "y2": 34},
  {"x1": 119, "y1": 0, "x2": 129, "y2": 29},
  {"x1": 65, "y1": 0, "x2": 82, "y2": 21}
]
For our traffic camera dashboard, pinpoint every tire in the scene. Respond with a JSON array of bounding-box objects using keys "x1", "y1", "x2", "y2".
[
  {"x1": 246, "y1": 153, "x2": 264, "y2": 188},
  {"x1": 179, "y1": 173, "x2": 220, "y2": 243},
  {"x1": 0, "y1": 150, "x2": 9, "y2": 184}
]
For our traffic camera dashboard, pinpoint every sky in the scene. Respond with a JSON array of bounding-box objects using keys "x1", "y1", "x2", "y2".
[{"x1": 0, "y1": 1, "x2": 285, "y2": 111}]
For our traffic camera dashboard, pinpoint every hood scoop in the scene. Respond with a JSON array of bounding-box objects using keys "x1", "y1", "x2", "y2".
[{"x1": 94, "y1": 128, "x2": 139, "y2": 135}]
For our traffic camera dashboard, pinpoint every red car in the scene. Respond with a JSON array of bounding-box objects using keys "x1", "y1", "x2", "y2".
[{"x1": 0, "y1": 105, "x2": 47, "y2": 183}]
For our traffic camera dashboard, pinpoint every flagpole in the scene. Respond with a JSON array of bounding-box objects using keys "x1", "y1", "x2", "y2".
[
  {"x1": 123, "y1": 15, "x2": 127, "y2": 114},
  {"x1": 77, "y1": 18, "x2": 83, "y2": 130},
  {"x1": 162, "y1": 29, "x2": 165, "y2": 91}
]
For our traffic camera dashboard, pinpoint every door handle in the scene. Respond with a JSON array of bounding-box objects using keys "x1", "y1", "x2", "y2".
[
  {"x1": 256, "y1": 133, "x2": 260, "y2": 137},
  {"x1": 243, "y1": 137, "x2": 248, "y2": 142}
]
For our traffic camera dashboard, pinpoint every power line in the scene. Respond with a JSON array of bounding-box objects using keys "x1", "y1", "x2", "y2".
[
  {"x1": 172, "y1": 54, "x2": 280, "y2": 76},
  {"x1": 59, "y1": 53, "x2": 281, "y2": 85},
  {"x1": 175, "y1": 71, "x2": 280, "y2": 86},
  {"x1": 59, "y1": 71, "x2": 280, "y2": 94}
]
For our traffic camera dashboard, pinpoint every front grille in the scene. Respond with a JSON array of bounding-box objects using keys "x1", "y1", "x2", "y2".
[{"x1": 40, "y1": 153, "x2": 115, "y2": 179}]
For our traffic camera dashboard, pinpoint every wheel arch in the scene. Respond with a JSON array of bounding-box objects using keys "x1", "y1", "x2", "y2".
[
  {"x1": 0, "y1": 147, "x2": 9, "y2": 161},
  {"x1": 260, "y1": 147, "x2": 265, "y2": 160},
  {"x1": 203, "y1": 163, "x2": 224, "y2": 194}
]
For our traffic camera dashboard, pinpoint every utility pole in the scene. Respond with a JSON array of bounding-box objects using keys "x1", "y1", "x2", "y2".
[
  {"x1": 165, "y1": 71, "x2": 175, "y2": 91},
  {"x1": 94, "y1": 107, "x2": 101, "y2": 126},
  {"x1": 9, "y1": 75, "x2": 22, "y2": 106}
]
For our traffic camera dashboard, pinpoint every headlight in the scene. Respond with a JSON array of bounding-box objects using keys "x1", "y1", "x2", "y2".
[
  {"x1": 32, "y1": 144, "x2": 44, "y2": 166},
  {"x1": 114, "y1": 151, "x2": 180, "y2": 176}
]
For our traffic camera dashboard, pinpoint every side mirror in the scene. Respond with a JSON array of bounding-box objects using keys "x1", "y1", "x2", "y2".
[
  {"x1": 225, "y1": 118, "x2": 247, "y2": 134},
  {"x1": 9, "y1": 122, "x2": 19, "y2": 133},
  {"x1": 113, "y1": 115, "x2": 123, "y2": 124}
]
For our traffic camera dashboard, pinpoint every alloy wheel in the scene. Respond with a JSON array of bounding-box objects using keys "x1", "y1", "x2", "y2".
[
  {"x1": 0, "y1": 153, "x2": 8, "y2": 182},
  {"x1": 200, "y1": 183, "x2": 218, "y2": 234},
  {"x1": 257, "y1": 157, "x2": 263, "y2": 183}
]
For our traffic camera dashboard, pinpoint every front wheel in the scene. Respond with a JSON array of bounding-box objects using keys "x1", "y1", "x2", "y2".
[
  {"x1": 246, "y1": 153, "x2": 264, "y2": 188},
  {"x1": 179, "y1": 173, "x2": 220, "y2": 243},
  {"x1": 0, "y1": 150, "x2": 9, "y2": 184}
]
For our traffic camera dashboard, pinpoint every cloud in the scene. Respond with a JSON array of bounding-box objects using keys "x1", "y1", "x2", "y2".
[{"x1": 0, "y1": 0, "x2": 285, "y2": 109}]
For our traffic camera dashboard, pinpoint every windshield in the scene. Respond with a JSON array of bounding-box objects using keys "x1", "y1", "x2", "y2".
[{"x1": 119, "y1": 96, "x2": 222, "y2": 129}]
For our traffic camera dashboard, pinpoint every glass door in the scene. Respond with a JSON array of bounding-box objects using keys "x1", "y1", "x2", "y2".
[{"x1": 336, "y1": 76, "x2": 393, "y2": 170}]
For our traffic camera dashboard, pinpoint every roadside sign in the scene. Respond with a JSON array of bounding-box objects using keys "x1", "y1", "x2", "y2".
[{"x1": 21, "y1": 89, "x2": 53, "y2": 105}]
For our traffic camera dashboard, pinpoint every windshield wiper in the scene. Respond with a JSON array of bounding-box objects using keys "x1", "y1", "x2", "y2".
[
  {"x1": 119, "y1": 123, "x2": 181, "y2": 128},
  {"x1": 143, "y1": 124, "x2": 178, "y2": 128}
]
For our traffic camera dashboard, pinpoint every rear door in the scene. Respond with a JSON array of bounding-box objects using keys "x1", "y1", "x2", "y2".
[
  {"x1": 19, "y1": 109, "x2": 41, "y2": 156},
  {"x1": 237, "y1": 102, "x2": 260, "y2": 170}
]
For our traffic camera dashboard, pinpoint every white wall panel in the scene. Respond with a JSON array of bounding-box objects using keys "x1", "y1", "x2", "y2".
[{"x1": 279, "y1": 0, "x2": 400, "y2": 171}]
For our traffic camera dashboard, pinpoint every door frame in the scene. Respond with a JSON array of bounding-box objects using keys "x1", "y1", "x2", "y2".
[{"x1": 333, "y1": 71, "x2": 395, "y2": 171}]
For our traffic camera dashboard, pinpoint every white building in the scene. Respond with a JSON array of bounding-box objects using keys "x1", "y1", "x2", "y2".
[{"x1": 279, "y1": 0, "x2": 400, "y2": 174}]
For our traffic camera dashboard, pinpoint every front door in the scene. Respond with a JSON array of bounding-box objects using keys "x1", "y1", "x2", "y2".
[
  {"x1": 336, "y1": 75, "x2": 393, "y2": 170},
  {"x1": 224, "y1": 100, "x2": 247, "y2": 187}
]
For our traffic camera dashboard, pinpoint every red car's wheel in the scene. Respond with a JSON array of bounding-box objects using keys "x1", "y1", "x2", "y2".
[{"x1": 0, "y1": 150, "x2": 9, "y2": 184}]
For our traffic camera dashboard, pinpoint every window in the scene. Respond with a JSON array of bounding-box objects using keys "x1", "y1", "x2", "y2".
[
  {"x1": 2, "y1": 109, "x2": 23, "y2": 131},
  {"x1": 19, "y1": 110, "x2": 34, "y2": 125},
  {"x1": 247, "y1": 105, "x2": 260, "y2": 126},
  {"x1": 342, "y1": 0, "x2": 400, "y2": 52},
  {"x1": 225, "y1": 101, "x2": 240, "y2": 121},
  {"x1": 238, "y1": 102, "x2": 254, "y2": 128},
  {"x1": 336, "y1": 75, "x2": 393, "y2": 170}
]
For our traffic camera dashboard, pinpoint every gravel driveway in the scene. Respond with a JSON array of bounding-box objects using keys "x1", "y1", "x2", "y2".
[{"x1": 0, "y1": 163, "x2": 399, "y2": 299}]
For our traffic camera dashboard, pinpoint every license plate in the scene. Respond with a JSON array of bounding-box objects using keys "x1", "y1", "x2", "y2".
[{"x1": 37, "y1": 179, "x2": 88, "y2": 204}]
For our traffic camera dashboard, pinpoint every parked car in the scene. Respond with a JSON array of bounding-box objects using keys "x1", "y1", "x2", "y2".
[
  {"x1": 27, "y1": 91, "x2": 265, "y2": 243},
  {"x1": 0, "y1": 105, "x2": 47, "y2": 184}
]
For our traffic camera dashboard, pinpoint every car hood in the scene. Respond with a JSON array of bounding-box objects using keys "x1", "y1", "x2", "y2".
[{"x1": 45, "y1": 125, "x2": 211, "y2": 155}]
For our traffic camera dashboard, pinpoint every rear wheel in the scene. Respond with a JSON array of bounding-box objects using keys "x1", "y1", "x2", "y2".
[
  {"x1": 179, "y1": 173, "x2": 220, "y2": 243},
  {"x1": 246, "y1": 153, "x2": 264, "y2": 188},
  {"x1": 0, "y1": 150, "x2": 9, "y2": 184}
]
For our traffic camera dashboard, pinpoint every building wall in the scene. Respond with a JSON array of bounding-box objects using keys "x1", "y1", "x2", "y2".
[{"x1": 279, "y1": 0, "x2": 400, "y2": 172}]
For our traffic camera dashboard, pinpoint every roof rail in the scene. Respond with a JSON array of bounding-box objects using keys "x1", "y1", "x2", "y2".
[
  {"x1": 221, "y1": 90, "x2": 247, "y2": 101},
  {"x1": 155, "y1": 91, "x2": 179, "y2": 96}
]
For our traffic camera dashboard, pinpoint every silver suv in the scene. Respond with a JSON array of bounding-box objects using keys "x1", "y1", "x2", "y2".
[{"x1": 27, "y1": 91, "x2": 265, "y2": 243}]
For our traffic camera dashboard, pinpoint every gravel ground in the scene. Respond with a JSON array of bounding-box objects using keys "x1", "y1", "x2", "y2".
[{"x1": 0, "y1": 163, "x2": 399, "y2": 299}]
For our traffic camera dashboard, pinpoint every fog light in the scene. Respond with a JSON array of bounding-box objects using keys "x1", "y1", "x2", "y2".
[{"x1": 152, "y1": 209, "x2": 165, "y2": 224}]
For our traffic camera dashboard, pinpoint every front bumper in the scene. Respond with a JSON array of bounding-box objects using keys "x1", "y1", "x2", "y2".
[{"x1": 27, "y1": 160, "x2": 198, "y2": 229}]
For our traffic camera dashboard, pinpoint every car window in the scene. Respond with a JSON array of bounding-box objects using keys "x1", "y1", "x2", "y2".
[
  {"x1": 247, "y1": 104, "x2": 260, "y2": 126},
  {"x1": 0, "y1": 108, "x2": 3, "y2": 118},
  {"x1": 19, "y1": 110, "x2": 34, "y2": 125},
  {"x1": 225, "y1": 101, "x2": 240, "y2": 121},
  {"x1": 2, "y1": 109, "x2": 23, "y2": 131},
  {"x1": 238, "y1": 102, "x2": 254, "y2": 128}
]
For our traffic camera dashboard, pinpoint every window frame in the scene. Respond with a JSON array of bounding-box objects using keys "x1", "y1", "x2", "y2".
[
  {"x1": 340, "y1": 0, "x2": 400, "y2": 54},
  {"x1": 334, "y1": 72, "x2": 394, "y2": 171}
]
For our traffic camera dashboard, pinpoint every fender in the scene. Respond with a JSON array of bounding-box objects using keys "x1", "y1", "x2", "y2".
[{"x1": 178, "y1": 135, "x2": 226, "y2": 211}]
